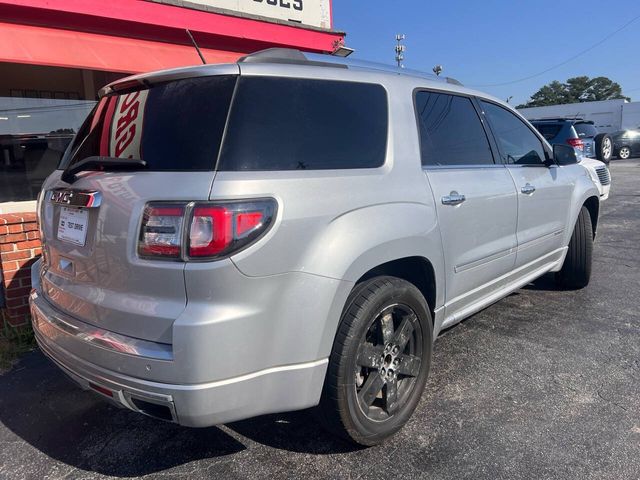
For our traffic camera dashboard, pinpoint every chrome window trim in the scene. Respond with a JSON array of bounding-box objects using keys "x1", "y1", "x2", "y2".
[
  {"x1": 422, "y1": 164, "x2": 506, "y2": 171},
  {"x1": 504, "y1": 164, "x2": 557, "y2": 169}
]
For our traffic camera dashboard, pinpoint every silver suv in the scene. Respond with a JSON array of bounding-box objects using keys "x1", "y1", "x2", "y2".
[{"x1": 30, "y1": 49, "x2": 601, "y2": 446}]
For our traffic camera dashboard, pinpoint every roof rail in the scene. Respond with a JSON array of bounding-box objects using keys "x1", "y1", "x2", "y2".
[
  {"x1": 238, "y1": 48, "x2": 347, "y2": 69},
  {"x1": 238, "y1": 48, "x2": 463, "y2": 85}
]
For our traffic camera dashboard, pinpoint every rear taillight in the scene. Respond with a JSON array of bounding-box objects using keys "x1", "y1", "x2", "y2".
[
  {"x1": 567, "y1": 138, "x2": 584, "y2": 151},
  {"x1": 139, "y1": 204, "x2": 185, "y2": 259},
  {"x1": 138, "y1": 199, "x2": 276, "y2": 261}
]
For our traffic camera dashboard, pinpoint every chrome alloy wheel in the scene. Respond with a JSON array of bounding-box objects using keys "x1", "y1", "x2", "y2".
[{"x1": 619, "y1": 146, "x2": 631, "y2": 159}]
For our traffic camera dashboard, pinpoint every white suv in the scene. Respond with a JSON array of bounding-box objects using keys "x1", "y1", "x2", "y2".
[{"x1": 580, "y1": 156, "x2": 611, "y2": 200}]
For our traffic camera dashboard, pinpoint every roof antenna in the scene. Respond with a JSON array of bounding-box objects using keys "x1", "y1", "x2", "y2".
[{"x1": 186, "y1": 29, "x2": 207, "y2": 64}]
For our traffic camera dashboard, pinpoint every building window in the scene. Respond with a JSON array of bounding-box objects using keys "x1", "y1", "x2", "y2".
[{"x1": 0, "y1": 97, "x2": 95, "y2": 203}]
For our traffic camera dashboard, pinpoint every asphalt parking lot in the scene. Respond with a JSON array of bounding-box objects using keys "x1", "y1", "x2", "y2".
[{"x1": 1, "y1": 159, "x2": 639, "y2": 480}]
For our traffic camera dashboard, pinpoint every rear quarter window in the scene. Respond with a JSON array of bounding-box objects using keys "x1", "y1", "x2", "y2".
[
  {"x1": 532, "y1": 123, "x2": 563, "y2": 141},
  {"x1": 217, "y1": 77, "x2": 388, "y2": 171},
  {"x1": 574, "y1": 123, "x2": 598, "y2": 138}
]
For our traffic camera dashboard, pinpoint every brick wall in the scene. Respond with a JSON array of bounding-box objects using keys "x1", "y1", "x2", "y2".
[{"x1": 0, "y1": 213, "x2": 41, "y2": 328}]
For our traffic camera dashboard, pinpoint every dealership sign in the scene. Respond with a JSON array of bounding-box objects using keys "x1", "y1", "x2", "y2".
[
  {"x1": 181, "y1": 0, "x2": 332, "y2": 29},
  {"x1": 109, "y1": 90, "x2": 148, "y2": 159}
]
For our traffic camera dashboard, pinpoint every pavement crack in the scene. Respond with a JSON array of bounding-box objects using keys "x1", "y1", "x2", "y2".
[
  {"x1": 514, "y1": 368, "x2": 533, "y2": 379},
  {"x1": 596, "y1": 386, "x2": 629, "y2": 413}
]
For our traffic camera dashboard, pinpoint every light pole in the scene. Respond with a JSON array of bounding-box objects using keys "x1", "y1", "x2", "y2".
[
  {"x1": 506, "y1": 96, "x2": 513, "y2": 104},
  {"x1": 395, "y1": 34, "x2": 406, "y2": 68},
  {"x1": 432, "y1": 65, "x2": 443, "y2": 76}
]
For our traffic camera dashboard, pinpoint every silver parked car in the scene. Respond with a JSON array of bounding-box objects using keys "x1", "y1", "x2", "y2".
[{"x1": 30, "y1": 49, "x2": 601, "y2": 446}]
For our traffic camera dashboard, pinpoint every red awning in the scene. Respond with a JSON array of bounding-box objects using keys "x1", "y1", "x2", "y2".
[{"x1": 0, "y1": 21, "x2": 243, "y2": 73}]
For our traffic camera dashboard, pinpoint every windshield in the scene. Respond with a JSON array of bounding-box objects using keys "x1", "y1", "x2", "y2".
[{"x1": 60, "y1": 75, "x2": 237, "y2": 171}]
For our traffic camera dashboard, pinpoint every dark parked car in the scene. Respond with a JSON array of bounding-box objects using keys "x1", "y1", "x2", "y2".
[
  {"x1": 529, "y1": 118, "x2": 612, "y2": 164},
  {"x1": 611, "y1": 129, "x2": 640, "y2": 159}
]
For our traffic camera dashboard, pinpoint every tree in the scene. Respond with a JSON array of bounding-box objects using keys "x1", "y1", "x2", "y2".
[
  {"x1": 524, "y1": 80, "x2": 571, "y2": 107},
  {"x1": 566, "y1": 76, "x2": 592, "y2": 102},
  {"x1": 517, "y1": 76, "x2": 630, "y2": 108},
  {"x1": 586, "y1": 77, "x2": 627, "y2": 102}
]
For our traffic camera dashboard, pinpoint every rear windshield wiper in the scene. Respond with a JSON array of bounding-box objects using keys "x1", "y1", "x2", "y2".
[{"x1": 61, "y1": 156, "x2": 147, "y2": 184}]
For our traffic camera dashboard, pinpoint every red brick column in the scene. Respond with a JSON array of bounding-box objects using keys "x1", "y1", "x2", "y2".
[{"x1": 0, "y1": 213, "x2": 42, "y2": 328}]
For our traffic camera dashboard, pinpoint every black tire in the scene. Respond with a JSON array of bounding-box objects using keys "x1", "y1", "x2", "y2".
[
  {"x1": 594, "y1": 133, "x2": 612, "y2": 163},
  {"x1": 317, "y1": 276, "x2": 433, "y2": 446},
  {"x1": 618, "y1": 146, "x2": 631, "y2": 160},
  {"x1": 556, "y1": 206, "x2": 593, "y2": 289}
]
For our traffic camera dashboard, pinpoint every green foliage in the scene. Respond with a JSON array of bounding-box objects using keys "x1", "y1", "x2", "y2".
[
  {"x1": 0, "y1": 317, "x2": 35, "y2": 372},
  {"x1": 517, "y1": 76, "x2": 630, "y2": 108}
]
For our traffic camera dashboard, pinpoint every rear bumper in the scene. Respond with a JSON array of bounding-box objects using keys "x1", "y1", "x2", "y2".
[
  {"x1": 29, "y1": 248, "x2": 352, "y2": 426},
  {"x1": 31, "y1": 295, "x2": 328, "y2": 426},
  {"x1": 29, "y1": 284, "x2": 333, "y2": 427}
]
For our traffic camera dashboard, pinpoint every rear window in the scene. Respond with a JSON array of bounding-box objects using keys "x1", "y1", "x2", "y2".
[
  {"x1": 532, "y1": 123, "x2": 563, "y2": 141},
  {"x1": 60, "y1": 76, "x2": 237, "y2": 171},
  {"x1": 574, "y1": 123, "x2": 598, "y2": 138},
  {"x1": 217, "y1": 77, "x2": 388, "y2": 171}
]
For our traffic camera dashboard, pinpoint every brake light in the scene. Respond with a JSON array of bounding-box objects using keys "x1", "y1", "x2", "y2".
[
  {"x1": 138, "y1": 199, "x2": 276, "y2": 261},
  {"x1": 567, "y1": 138, "x2": 584, "y2": 151},
  {"x1": 189, "y1": 206, "x2": 233, "y2": 257}
]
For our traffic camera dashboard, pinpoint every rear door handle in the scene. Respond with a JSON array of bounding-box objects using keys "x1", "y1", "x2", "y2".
[
  {"x1": 521, "y1": 183, "x2": 536, "y2": 195},
  {"x1": 441, "y1": 192, "x2": 466, "y2": 206}
]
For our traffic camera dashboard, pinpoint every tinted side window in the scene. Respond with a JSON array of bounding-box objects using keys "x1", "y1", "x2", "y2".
[
  {"x1": 218, "y1": 77, "x2": 388, "y2": 171},
  {"x1": 481, "y1": 101, "x2": 546, "y2": 165},
  {"x1": 415, "y1": 91, "x2": 493, "y2": 166}
]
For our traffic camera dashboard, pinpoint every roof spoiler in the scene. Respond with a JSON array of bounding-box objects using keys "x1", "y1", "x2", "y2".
[{"x1": 238, "y1": 48, "x2": 347, "y2": 69}]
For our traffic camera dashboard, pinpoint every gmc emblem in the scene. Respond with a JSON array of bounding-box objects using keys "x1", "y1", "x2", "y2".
[
  {"x1": 50, "y1": 190, "x2": 74, "y2": 205},
  {"x1": 49, "y1": 189, "x2": 102, "y2": 208}
]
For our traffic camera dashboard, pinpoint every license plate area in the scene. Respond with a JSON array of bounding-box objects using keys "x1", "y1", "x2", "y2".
[{"x1": 57, "y1": 207, "x2": 89, "y2": 246}]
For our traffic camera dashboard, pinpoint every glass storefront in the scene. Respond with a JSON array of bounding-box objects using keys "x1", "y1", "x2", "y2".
[{"x1": 0, "y1": 97, "x2": 95, "y2": 203}]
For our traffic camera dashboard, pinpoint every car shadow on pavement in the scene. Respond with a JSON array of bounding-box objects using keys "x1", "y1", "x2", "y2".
[
  {"x1": 0, "y1": 350, "x2": 356, "y2": 477},
  {"x1": 227, "y1": 411, "x2": 360, "y2": 455},
  {"x1": 521, "y1": 273, "x2": 560, "y2": 291},
  {"x1": 0, "y1": 351, "x2": 245, "y2": 477}
]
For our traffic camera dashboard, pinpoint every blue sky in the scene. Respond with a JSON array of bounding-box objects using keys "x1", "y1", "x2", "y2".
[{"x1": 333, "y1": 0, "x2": 640, "y2": 105}]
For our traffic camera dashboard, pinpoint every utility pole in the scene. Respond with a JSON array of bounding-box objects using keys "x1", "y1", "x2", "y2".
[{"x1": 395, "y1": 34, "x2": 406, "y2": 68}]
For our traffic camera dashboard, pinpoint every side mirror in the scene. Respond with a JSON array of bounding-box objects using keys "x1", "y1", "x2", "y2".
[{"x1": 553, "y1": 144, "x2": 578, "y2": 166}]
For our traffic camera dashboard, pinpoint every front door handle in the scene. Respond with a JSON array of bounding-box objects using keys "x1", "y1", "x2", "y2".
[
  {"x1": 521, "y1": 183, "x2": 536, "y2": 195},
  {"x1": 441, "y1": 191, "x2": 466, "y2": 206}
]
